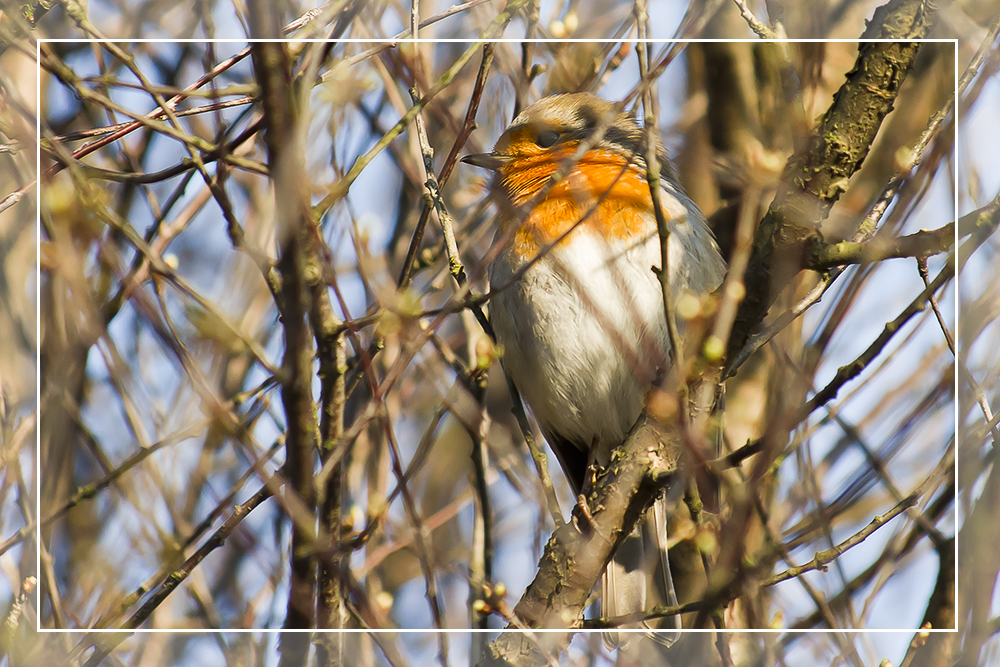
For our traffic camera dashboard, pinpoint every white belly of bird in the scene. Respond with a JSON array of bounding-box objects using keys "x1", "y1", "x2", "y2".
[{"x1": 489, "y1": 225, "x2": 670, "y2": 460}]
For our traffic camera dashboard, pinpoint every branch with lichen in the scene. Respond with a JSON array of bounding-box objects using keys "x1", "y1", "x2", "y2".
[
  {"x1": 729, "y1": 0, "x2": 935, "y2": 358},
  {"x1": 809, "y1": 222, "x2": 953, "y2": 269}
]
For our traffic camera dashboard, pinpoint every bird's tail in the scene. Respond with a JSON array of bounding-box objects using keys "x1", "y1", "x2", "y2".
[{"x1": 601, "y1": 494, "x2": 680, "y2": 649}]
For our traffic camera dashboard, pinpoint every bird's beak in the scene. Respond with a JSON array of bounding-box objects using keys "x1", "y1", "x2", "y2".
[{"x1": 460, "y1": 153, "x2": 510, "y2": 171}]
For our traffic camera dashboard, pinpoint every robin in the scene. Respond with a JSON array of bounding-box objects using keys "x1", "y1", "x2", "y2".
[{"x1": 462, "y1": 92, "x2": 726, "y2": 645}]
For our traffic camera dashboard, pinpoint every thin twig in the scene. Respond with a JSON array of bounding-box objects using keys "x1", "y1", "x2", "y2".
[
  {"x1": 731, "y1": 0, "x2": 777, "y2": 38},
  {"x1": 802, "y1": 255, "x2": 953, "y2": 416},
  {"x1": 73, "y1": 486, "x2": 273, "y2": 667},
  {"x1": 762, "y1": 494, "x2": 919, "y2": 587}
]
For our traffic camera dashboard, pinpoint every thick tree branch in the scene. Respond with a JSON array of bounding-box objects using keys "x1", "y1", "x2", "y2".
[
  {"x1": 809, "y1": 222, "x2": 953, "y2": 269},
  {"x1": 728, "y1": 0, "x2": 934, "y2": 358},
  {"x1": 478, "y1": 415, "x2": 680, "y2": 667},
  {"x1": 248, "y1": 8, "x2": 320, "y2": 663}
]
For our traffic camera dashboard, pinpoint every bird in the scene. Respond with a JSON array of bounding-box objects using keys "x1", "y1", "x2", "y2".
[{"x1": 462, "y1": 92, "x2": 726, "y2": 646}]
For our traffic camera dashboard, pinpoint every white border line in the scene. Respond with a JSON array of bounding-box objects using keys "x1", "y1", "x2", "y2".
[
  {"x1": 36, "y1": 38, "x2": 960, "y2": 42},
  {"x1": 952, "y1": 35, "x2": 959, "y2": 642},
  {"x1": 35, "y1": 34, "x2": 41, "y2": 635},
  {"x1": 33, "y1": 36, "x2": 960, "y2": 638}
]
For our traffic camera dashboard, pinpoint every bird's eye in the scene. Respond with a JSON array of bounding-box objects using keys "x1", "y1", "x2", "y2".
[{"x1": 536, "y1": 129, "x2": 560, "y2": 148}]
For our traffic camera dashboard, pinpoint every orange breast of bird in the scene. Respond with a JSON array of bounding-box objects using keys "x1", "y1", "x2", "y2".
[{"x1": 492, "y1": 144, "x2": 656, "y2": 260}]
